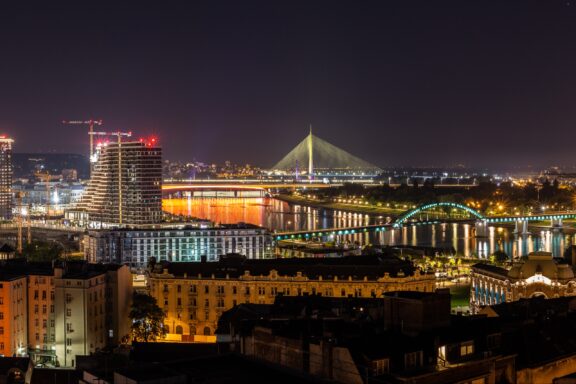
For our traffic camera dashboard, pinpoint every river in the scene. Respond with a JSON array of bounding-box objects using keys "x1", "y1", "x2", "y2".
[{"x1": 163, "y1": 197, "x2": 575, "y2": 259}]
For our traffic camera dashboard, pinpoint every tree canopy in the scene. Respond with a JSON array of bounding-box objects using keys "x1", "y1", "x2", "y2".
[
  {"x1": 21, "y1": 241, "x2": 63, "y2": 261},
  {"x1": 129, "y1": 293, "x2": 166, "y2": 342}
]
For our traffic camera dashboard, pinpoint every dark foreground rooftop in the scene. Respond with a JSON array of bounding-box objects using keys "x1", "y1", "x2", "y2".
[{"x1": 152, "y1": 252, "x2": 424, "y2": 279}]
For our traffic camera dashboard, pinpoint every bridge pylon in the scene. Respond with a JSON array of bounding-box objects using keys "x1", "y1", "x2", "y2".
[
  {"x1": 551, "y1": 218, "x2": 563, "y2": 229},
  {"x1": 474, "y1": 220, "x2": 489, "y2": 238},
  {"x1": 513, "y1": 220, "x2": 530, "y2": 235}
]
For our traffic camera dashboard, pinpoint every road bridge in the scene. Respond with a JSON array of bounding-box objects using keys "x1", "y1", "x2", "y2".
[
  {"x1": 162, "y1": 182, "x2": 337, "y2": 192},
  {"x1": 274, "y1": 201, "x2": 576, "y2": 240},
  {"x1": 162, "y1": 180, "x2": 478, "y2": 193}
]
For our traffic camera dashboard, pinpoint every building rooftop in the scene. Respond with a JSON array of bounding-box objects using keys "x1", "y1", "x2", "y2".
[
  {"x1": 152, "y1": 253, "x2": 426, "y2": 280},
  {"x1": 0, "y1": 243, "x2": 15, "y2": 253},
  {"x1": 0, "y1": 357, "x2": 30, "y2": 375},
  {"x1": 474, "y1": 252, "x2": 576, "y2": 282},
  {"x1": 88, "y1": 222, "x2": 268, "y2": 233},
  {"x1": 0, "y1": 259, "x2": 126, "y2": 279}
]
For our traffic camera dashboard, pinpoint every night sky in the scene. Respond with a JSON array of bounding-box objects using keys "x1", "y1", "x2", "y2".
[{"x1": 3, "y1": 1, "x2": 576, "y2": 168}]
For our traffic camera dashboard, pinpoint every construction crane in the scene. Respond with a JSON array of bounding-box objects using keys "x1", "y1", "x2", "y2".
[
  {"x1": 27, "y1": 203, "x2": 31, "y2": 245},
  {"x1": 62, "y1": 119, "x2": 103, "y2": 172},
  {"x1": 15, "y1": 192, "x2": 28, "y2": 254},
  {"x1": 89, "y1": 131, "x2": 132, "y2": 225}
]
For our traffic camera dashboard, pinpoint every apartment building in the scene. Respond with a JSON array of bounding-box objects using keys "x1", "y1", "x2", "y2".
[
  {"x1": 0, "y1": 273, "x2": 27, "y2": 357},
  {"x1": 148, "y1": 253, "x2": 435, "y2": 341},
  {"x1": 78, "y1": 140, "x2": 163, "y2": 226},
  {"x1": 83, "y1": 224, "x2": 273, "y2": 269},
  {"x1": 0, "y1": 260, "x2": 132, "y2": 367},
  {"x1": 27, "y1": 269, "x2": 55, "y2": 365}
]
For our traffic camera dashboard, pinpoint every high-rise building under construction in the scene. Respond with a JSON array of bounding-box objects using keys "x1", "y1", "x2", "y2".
[
  {"x1": 80, "y1": 140, "x2": 162, "y2": 226},
  {"x1": 0, "y1": 136, "x2": 14, "y2": 220}
]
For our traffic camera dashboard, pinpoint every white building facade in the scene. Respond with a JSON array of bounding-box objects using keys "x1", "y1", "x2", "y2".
[{"x1": 83, "y1": 224, "x2": 274, "y2": 269}]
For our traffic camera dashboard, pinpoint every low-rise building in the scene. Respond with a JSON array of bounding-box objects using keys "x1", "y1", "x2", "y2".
[
  {"x1": 0, "y1": 260, "x2": 132, "y2": 368},
  {"x1": 0, "y1": 273, "x2": 27, "y2": 357},
  {"x1": 27, "y1": 266, "x2": 55, "y2": 364},
  {"x1": 54, "y1": 266, "x2": 108, "y2": 368},
  {"x1": 0, "y1": 244, "x2": 16, "y2": 260},
  {"x1": 147, "y1": 253, "x2": 435, "y2": 341},
  {"x1": 470, "y1": 251, "x2": 576, "y2": 313},
  {"x1": 217, "y1": 292, "x2": 517, "y2": 384},
  {"x1": 83, "y1": 224, "x2": 274, "y2": 270}
]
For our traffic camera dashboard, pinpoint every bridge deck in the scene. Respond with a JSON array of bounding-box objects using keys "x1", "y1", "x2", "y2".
[
  {"x1": 275, "y1": 212, "x2": 576, "y2": 240},
  {"x1": 274, "y1": 220, "x2": 441, "y2": 240}
]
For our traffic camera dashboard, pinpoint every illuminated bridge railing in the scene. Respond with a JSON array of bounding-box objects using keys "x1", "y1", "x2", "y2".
[
  {"x1": 274, "y1": 220, "x2": 441, "y2": 241},
  {"x1": 274, "y1": 213, "x2": 576, "y2": 241},
  {"x1": 485, "y1": 212, "x2": 576, "y2": 223}
]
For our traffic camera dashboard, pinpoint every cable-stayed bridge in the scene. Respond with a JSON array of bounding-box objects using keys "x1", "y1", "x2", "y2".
[{"x1": 272, "y1": 128, "x2": 381, "y2": 179}]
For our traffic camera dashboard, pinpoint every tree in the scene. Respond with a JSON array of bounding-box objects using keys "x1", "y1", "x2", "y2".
[
  {"x1": 491, "y1": 250, "x2": 509, "y2": 264},
  {"x1": 129, "y1": 293, "x2": 166, "y2": 342},
  {"x1": 21, "y1": 241, "x2": 63, "y2": 261}
]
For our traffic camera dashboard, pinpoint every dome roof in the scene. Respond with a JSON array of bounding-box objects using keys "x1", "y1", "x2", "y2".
[
  {"x1": 507, "y1": 251, "x2": 573, "y2": 281},
  {"x1": 557, "y1": 264, "x2": 575, "y2": 280}
]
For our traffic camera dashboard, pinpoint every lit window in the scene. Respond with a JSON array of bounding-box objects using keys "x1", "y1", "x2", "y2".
[
  {"x1": 373, "y1": 359, "x2": 390, "y2": 375},
  {"x1": 460, "y1": 341, "x2": 474, "y2": 357},
  {"x1": 404, "y1": 351, "x2": 423, "y2": 369}
]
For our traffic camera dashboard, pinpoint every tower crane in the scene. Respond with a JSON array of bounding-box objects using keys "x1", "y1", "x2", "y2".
[
  {"x1": 16, "y1": 192, "x2": 24, "y2": 255},
  {"x1": 89, "y1": 131, "x2": 132, "y2": 225},
  {"x1": 27, "y1": 203, "x2": 31, "y2": 246},
  {"x1": 62, "y1": 119, "x2": 103, "y2": 172}
]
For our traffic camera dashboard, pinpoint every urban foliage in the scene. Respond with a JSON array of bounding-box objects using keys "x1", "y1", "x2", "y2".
[
  {"x1": 21, "y1": 240, "x2": 62, "y2": 261},
  {"x1": 129, "y1": 293, "x2": 166, "y2": 342},
  {"x1": 318, "y1": 180, "x2": 573, "y2": 215}
]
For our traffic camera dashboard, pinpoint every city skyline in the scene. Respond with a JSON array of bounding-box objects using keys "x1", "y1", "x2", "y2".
[
  {"x1": 6, "y1": 2, "x2": 576, "y2": 381},
  {"x1": 2, "y1": 1, "x2": 576, "y2": 167}
]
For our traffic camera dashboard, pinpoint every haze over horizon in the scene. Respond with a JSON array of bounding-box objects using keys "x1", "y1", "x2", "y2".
[{"x1": 4, "y1": 1, "x2": 576, "y2": 168}]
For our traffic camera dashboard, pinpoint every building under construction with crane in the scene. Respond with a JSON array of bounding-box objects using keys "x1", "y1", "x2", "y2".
[{"x1": 76, "y1": 131, "x2": 163, "y2": 227}]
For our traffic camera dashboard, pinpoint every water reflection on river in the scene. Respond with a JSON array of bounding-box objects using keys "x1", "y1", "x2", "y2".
[
  {"x1": 163, "y1": 197, "x2": 376, "y2": 230},
  {"x1": 163, "y1": 197, "x2": 574, "y2": 258}
]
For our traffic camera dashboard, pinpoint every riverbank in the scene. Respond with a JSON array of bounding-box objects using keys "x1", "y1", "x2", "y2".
[{"x1": 275, "y1": 194, "x2": 405, "y2": 217}]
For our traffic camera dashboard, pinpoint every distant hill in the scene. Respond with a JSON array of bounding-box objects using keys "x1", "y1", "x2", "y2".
[{"x1": 13, "y1": 153, "x2": 90, "y2": 179}]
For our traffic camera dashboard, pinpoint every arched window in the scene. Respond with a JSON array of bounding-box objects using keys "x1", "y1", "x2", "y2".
[
  {"x1": 175, "y1": 325, "x2": 183, "y2": 335},
  {"x1": 203, "y1": 326, "x2": 211, "y2": 336},
  {"x1": 164, "y1": 324, "x2": 170, "y2": 334},
  {"x1": 189, "y1": 326, "x2": 196, "y2": 335}
]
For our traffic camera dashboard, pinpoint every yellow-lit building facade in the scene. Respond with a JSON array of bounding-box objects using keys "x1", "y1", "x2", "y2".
[
  {"x1": 0, "y1": 261, "x2": 133, "y2": 368},
  {"x1": 0, "y1": 275, "x2": 27, "y2": 357},
  {"x1": 27, "y1": 272, "x2": 55, "y2": 364},
  {"x1": 148, "y1": 255, "x2": 435, "y2": 342}
]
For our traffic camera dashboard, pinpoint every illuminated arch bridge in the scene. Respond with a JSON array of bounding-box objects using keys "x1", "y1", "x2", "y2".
[
  {"x1": 274, "y1": 201, "x2": 576, "y2": 241},
  {"x1": 274, "y1": 202, "x2": 481, "y2": 241}
]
